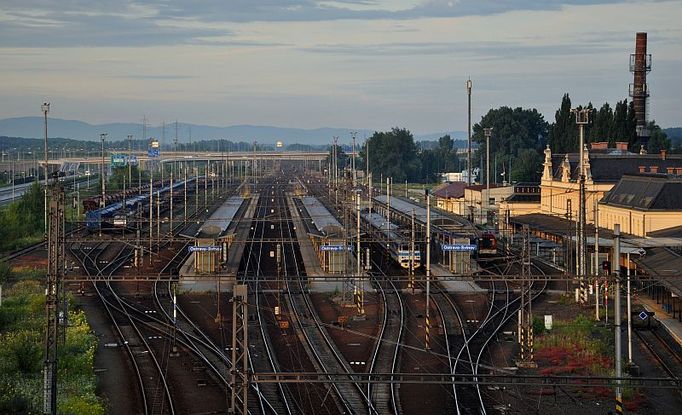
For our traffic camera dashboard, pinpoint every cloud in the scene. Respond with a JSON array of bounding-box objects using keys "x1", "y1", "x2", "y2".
[
  {"x1": 0, "y1": 0, "x2": 641, "y2": 47},
  {"x1": 300, "y1": 40, "x2": 618, "y2": 58}
]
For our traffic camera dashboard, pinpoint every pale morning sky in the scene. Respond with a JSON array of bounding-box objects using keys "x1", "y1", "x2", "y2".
[{"x1": 0, "y1": 0, "x2": 680, "y2": 133}]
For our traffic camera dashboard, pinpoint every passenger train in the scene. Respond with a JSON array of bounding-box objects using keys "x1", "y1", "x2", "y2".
[{"x1": 361, "y1": 211, "x2": 420, "y2": 270}]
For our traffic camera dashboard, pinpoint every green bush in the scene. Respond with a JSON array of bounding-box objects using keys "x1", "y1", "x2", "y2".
[{"x1": 0, "y1": 278, "x2": 104, "y2": 413}]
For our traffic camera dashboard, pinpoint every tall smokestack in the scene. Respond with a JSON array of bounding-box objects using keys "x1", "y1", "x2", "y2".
[{"x1": 629, "y1": 32, "x2": 652, "y2": 145}]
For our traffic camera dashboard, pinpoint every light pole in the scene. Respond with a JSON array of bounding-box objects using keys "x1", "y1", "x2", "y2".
[
  {"x1": 42, "y1": 102, "x2": 50, "y2": 236},
  {"x1": 100, "y1": 133, "x2": 107, "y2": 208},
  {"x1": 127, "y1": 134, "x2": 133, "y2": 184},
  {"x1": 572, "y1": 108, "x2": 590, "y2": 305},
  {"x1": 466, "y1": 79, "x2": 472, "y2": 185},
  {"x1": 484, "y1": 127, "x2": 493, "y2": 226}
]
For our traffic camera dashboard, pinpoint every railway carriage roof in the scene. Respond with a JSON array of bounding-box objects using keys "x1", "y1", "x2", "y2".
[
  {"x1": 374, "y1": 195, "x2": 444, "y2": 222},
  {"x1": 362, "y1": 212, "x2": 402, "y2": 240}
]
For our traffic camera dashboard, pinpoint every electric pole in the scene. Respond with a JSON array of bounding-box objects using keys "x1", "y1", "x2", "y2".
[
  {"x1": 484, "y1": 127, "x2": 493, "y2": 226},
  {"x1": 42, "y1": 103, "x2": 51, "y2": 237},
  {"x1": 43, "y1": 184, "x2": 64, "y2": 415},
  {"x1": 466, "y1": 79, "x2": 472, "y2": 185},
  {"x1": 572, "y1": 108, "x2": 590, "y2": 305}
]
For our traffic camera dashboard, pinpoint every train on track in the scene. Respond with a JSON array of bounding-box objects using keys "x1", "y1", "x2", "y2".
[
  {"x1": 473, "y1": 232, "x2": 498, "y2": 256},
  {"x1": 361, "y1": 211, "x2": 421, "y2": 269},
  {"x1": 85, "y1": 178, "x2": 196, "y2": 232}
]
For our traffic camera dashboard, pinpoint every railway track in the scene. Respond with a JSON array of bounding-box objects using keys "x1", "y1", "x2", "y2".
[
  {"x1": 71, "y1": 241, "x2": 176, "y2": 415},
  {"x1": 636, "y1": 326, "x2": 682, "y2": 386},
  {"x1": 367, "y1": 261, "x2": 405, "y2": 415},
  {"x1": 451, "y1": 257, "x2": 549, "y2": 415},
  {"x1": 279, "y1": 188, "x2": 372, "y2": 414},
  {"x1": 240, "y1": 184, "x2": 298, "y2": 415}
]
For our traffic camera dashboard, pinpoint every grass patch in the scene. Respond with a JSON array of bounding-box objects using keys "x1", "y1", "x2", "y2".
[
  {"x1": 0, "y1": 269, "x2": 104, "y2": 414},
  {"x1": 534, "y1": 314, "x2": 643, "y2": 409}
]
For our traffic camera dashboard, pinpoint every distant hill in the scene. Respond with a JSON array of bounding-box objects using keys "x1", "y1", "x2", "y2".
[{"x1": 0, "y1": 116, "x2": 465, "y2": 147}]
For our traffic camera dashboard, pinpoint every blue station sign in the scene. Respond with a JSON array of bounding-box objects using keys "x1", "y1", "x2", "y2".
[
  {"x1": 442, "y1": 244, "x2": 477, "y2": 252},
  {"x1": 189, "y1": 246, "x2": 221, "y2": 252},
  {"x1": 320, "y1": 245, "x2": 346, "y2": 252}
]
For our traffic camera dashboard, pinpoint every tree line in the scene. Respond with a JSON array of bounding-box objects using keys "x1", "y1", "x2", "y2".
[{"x1": 340, "y1": 93, "x2": 673, "y2": 185}]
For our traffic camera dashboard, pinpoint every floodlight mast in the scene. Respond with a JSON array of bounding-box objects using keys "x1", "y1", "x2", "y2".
[{"x1": 42, "y1": 102, "x2": 50, "y2": 236}]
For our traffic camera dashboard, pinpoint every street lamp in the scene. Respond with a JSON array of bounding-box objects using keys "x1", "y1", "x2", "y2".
[
  {"x1": 100, "y1": 133, "x2": 108, "y2": 209},
  {"x1": 41, "y1": 102, "x2": 50, "y2": 236},
  {"x1": 484, "y1": 127, "x2": 493, "y2": 226}
]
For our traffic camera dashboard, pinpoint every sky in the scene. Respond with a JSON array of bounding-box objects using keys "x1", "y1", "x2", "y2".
[{"x1": 0, "y1": 0, "x2": 681, "y2": 134}]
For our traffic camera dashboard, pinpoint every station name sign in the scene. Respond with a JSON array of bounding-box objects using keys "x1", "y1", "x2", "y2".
[
  {"x1": 320, "y1": 245, "x2": 348, "y2": 252},
  {"x1": 189, "y1": 246, "x2": 221, "y2": 252},
  {"x1": 442, "y1": 244, "x2": 476, "y2": 252}
]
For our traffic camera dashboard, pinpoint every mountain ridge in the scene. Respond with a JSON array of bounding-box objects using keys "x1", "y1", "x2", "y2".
[{"x1": 0, "y1": 116, "x2": 466, "y2": 145}]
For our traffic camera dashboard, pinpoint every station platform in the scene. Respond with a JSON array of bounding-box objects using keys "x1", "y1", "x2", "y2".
[
  {"x1": 178, "y1": 254, "x2": 234, "y2": 293},
  {"x1": 225, "y1": 195, "x2": 260, "y2": 275},
  {"x1": 286, "y1": 194, "x2": 341, "y2": 291},
  {"x1": 430, "y1": 263, "x2": 485, "y2": 293},
  {"x1": 637, "y1": 295, "x2": 682, "y2": 347},
  {"x1": 178, "y1": 194, "x2": 257, "y2": 293}
]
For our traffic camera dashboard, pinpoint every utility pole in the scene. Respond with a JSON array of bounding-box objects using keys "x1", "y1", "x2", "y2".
[
  {"x1": 149, "y1": 174, "x2": 153, "y2": 259},
  {"x1": 466, "y1": 79, "x2": 472, "y2": 185},
  {"x1": 409, "y1": 209, "x2": 415, "y2": 291},
  {"x1": 351, "y1": 131, "x2": 357, "y2": 187},
  {"x1": 517, "y1": 225, "x2": 536, "y2": 367},
  {"x1": 595, "y1": 196, "x2": 600, "y2": 321},
  {"x1": 127, "y1": 134, "x2": 133, "y2": 184},
  {"x1": 425, "y1": 189, "x2": 431, "y2": 350},
  {"x1": 572, "y1": 108, "x2": 590, "y2": 305},
  {"x1": 484, "y1": 127, "x2": 493, "y2": 226},
  {"x1": 169, "y1": 171, "x2": 173, "y2": 241},
  {"x1": 42, "y1": 103, "x2": 50, "y2": 237},
  {"x1": 229, "y1": 284, "x2": 248, "y2": 415},
  {"x1": 356, "y1": 191, "x2": 364, "y2": 316},
  {"x1": 613, "y1": 224, "x2": 623, "y2": 415},
  {"x1": 100, "y1": 133, "x2": 107, "y2": 208},
  {"x1": 43, "y1": 185, "x2": 64, "y2": 415}
]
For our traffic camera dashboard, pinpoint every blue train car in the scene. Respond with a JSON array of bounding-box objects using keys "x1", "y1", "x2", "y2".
[{"x1": 85, "y1": 178, "x2": 195, "y2": 232}]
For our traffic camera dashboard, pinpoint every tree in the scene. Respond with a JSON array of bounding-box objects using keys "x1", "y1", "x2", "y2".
[
  {"x1": 611, "y1": 99, "x2": 630, "y2": 146},
  {"x1": 471, "y1": 106, "x2": 548, "y2": 184},
  {"x1": 511, "y1": 149, "x2": 542, "y2": 182},
  {"x1": 360, "y1": 128, "x2": 420, "y2": 183},
  {"x1": 589, "y1": 102, "x2": 614, "y2": 143},
  {"x1": 547, "y1": 94, "x2": 576, "y2": 153},
  {"x1": 647, "y1": 122, "x2": 671, "y2": 154}
]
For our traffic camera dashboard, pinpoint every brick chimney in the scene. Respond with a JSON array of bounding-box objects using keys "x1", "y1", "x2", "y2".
[
  {"x1": 591, "y1": 141, "x2": 608, "y2": 150},
  {"x1": 660, "y1": 149, "x2": 667, "y2": 160},
  {"x1": 650, "y1": 166, "x2": 659, "y2": 173},
  {"x1": 639, "y1": 165, "x2": 646, "y2": 173},
  {"x1": 615, "y1": 142, "x2": 628, "y2": 151}
]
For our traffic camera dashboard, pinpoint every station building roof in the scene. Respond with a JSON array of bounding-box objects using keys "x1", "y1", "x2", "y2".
[
  {"x1": 600, "y1": 174, "x2": 682, "y2": 211},
  {"x1": 198, "y1": 196, "x2": 244, "y2": 238}
]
